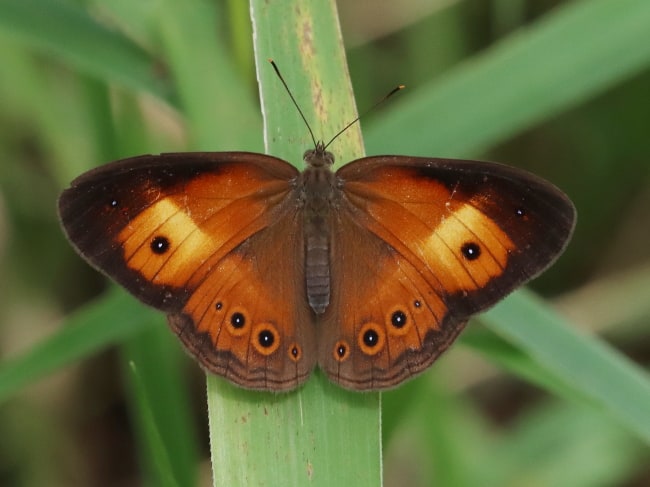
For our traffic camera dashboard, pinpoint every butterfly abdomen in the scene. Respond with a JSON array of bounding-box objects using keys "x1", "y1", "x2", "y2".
[
  {"x1": 300, "y1": 159, "x2": 338, "y2": 315},
  {"x1": 305, "y1": 218, "x2": 331, "y2": 314}
]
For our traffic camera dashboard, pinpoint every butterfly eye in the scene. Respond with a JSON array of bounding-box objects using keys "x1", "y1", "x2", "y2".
[
  {"x1": 150, "y1": 236, "x2": 170, "y2": 254},
  {"x1": 460, "y1": 242, "x2": 481, "y2": 260},
  {"x1": 288, "y1": 343, "x2": 302, "y2": 362},
  {"x1": 258, "y1": 330, "x2": 274, "y2": 346},
  {"x1": 252, "y1": 323, "x2": 280, "y2": 355},
  {"x1": 515, "y1": 207, "x2": 531, "y2": 221},
  {"x1": 386, "y1": 308, "x2": 412, "y2": 336},
  {"x1": 363, "y1": 329, "x2": 380, "y2": 346},
  {"x1": 333, "y1": 340, "x2": 350, "y2": 362},
  {"x1": 231, "y1": 312, "x2": 246, "y2": 328},
  {"x1": 391, "y1": 310, "x2": 407, "y2": 328},
  {"x1": 358, "y1": 323, "x2": 385, "y2": 356},
  {"x1": 226, "y1": 309, "x2": 250, "y2": 336}
]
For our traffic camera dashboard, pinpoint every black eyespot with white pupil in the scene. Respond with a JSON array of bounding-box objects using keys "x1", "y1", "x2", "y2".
[
  {"x1": 461, "y1": 242, "x2": 481, "y2": 260},
  {"x1": 231, "y1": 312, "x2": 245, "y2": 329},
  {"x1": 391, "y1": 310, "x2": 407, "y2": 328},
  {"x1": 363, "y1": 329, "x2": 379, "y2": 347},
  {"x1": 151, "y1": 236, "x2": 170, "y2": 254},
  {"x1": 258, "y1": 329, "x2": 275, "y2": 348}
]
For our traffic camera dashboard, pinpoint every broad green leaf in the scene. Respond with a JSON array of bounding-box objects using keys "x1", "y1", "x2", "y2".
[
  {"x1": 484, "y1": 289, "x2": 650, "y2": 443},
  {"x1": 366, "y1": 0, "x2": 650, "y2": 157}
]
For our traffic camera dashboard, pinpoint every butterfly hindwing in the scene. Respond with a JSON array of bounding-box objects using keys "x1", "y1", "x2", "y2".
[
  {"x1": 319, "y1": 211, "x2": 462, "y2": 390},
  {"x1": 169, "y1": 207, "x2": 317, "y2": 390}
]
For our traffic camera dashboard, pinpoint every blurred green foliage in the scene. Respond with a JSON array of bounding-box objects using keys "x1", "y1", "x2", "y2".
[{"x1": 0, "y1": 0, "x2": 648, "y2": 486}]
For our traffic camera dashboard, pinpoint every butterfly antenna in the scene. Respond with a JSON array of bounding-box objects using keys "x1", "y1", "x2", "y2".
[
  {"x1": 269, "y1": 59, "x2": 318, "y2": 148},
  {"x1": 323, "y1": 84, "x2": 405, "y2": 151}
]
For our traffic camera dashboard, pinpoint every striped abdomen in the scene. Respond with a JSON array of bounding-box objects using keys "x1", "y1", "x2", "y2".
[{"x1": 305, "y1": 218, "x2": 330, "y2": 314}]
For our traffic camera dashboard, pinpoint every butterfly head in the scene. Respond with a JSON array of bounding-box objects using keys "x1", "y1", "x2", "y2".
[{"x1": 303, "y1": 141, "x2": 334, "y2": 168}]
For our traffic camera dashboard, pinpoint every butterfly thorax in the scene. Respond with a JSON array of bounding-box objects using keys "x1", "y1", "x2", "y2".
[{"x1": 300, "y1": 144, "x2": 338, "y2": 315}]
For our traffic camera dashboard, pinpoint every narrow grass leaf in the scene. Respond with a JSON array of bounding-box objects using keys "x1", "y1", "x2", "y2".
[
  {"x1": 125, "y1": 361, "x2": 182, "y2": 487},
  {"x1": 153, "y1": 0, "x2": 262, "y2": 150},
  {"x1": 0, "y1": 288, "x2": 157, "y2": 403},
  {"x1": 483, "y1": 289, "x2": 650, "y2": 443}
]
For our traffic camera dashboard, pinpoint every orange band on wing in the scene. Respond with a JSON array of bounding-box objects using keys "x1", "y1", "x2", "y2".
[
  {"x1": 425, "y1": 204, "x2": 515, "y2": 291},
  {"x1": 118, "y1": 198, "x2": 214, "y2": 285}
]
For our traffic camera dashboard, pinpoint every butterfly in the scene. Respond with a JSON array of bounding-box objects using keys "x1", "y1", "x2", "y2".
[{"x1": 58, "y1": 130, "x2": 575, "y2": 392}]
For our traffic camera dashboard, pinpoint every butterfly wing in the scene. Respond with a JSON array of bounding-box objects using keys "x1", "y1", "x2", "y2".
[
  {"x1": 318, "y1": 156, "x2": 576, "y2": 390},
  {"x1": 59, "y1": 152, "x2": 316, "y2": 391}
]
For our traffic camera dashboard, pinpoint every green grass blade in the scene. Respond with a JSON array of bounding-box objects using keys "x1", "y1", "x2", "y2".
[
  {"x1": 120, "y1": 325, "x2": 199, "y2": 487},
  {"x1": 0, "y1": 288, "x2": 157, "y2": 403},
  {"x1": 152, "y1": 0, "x2": 262, "y2": 150},
  {"x1": 366, "y1": 0, "x2": 650, "y2": 156},
  {"x1": 206, "y1": 1, "x2": 381, "y2": 486},
  {"x1": 389, "y1": 382, "x2": 489, "y2": 487},
  {"x1": 0, "y1": 0, "x2": 171, "y2": 101},
  {"x1": 459, "y1": 328, "x2": 591, "y2": 403},
  {"x1": 479, "y1": 401, "x2": 646, "y2": 487},
  {"x1": 208, "y1": 374, "x2": 380, "y2": 485},
  {"x1": 483, "y1": 289, "x2": 650, "y2": 443},
  {"x1": 123, "y1": 361, "x2": 182, "y2": 487}
]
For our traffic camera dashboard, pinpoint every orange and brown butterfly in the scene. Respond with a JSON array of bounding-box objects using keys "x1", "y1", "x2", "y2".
[{"x1": 58, "y1": 78, "x2": 575, "y2": 392}]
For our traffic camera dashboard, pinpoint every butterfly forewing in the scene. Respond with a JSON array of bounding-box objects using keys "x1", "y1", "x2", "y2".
[{"x1": 337, "y1": 156, "x2": 575, "y2": 315}]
